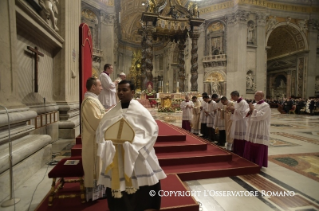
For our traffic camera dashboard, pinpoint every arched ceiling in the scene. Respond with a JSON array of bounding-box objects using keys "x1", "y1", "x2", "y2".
[{"x1": 267, "y1": 25, "x2": 306, "y2": 60}]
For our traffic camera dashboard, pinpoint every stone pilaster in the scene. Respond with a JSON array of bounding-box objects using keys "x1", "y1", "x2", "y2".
[
  {"x1": 0, "y1": 0, "x2": 22, "y2": 108},
  {"x1": 226, "y1": 10, "x2": 250, "y2": 96},
  {"x1": 306, "y1": 19, "x2": 318, "y2": 97},
  {"x1": 256, "y1": 13, "x2": 267, "y2": 94},
  {"x1": 286, "y1": 70, "x2": 291, "y2": 98},
  {"x1": 101, "y1": 12, "x2": 115, "y2": 77},
  {"x1": 190, "y1": 30, "x2": 200, "y2": 92}
]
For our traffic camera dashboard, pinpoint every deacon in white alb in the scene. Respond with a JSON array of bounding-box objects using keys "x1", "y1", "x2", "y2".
[{"x1": 244, "y1": 91, "x2": 271, "y2": 167}]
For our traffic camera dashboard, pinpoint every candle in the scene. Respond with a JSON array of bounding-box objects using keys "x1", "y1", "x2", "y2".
[{"x1": 177, "y1": 82, "x2": 179, "y2": 88}]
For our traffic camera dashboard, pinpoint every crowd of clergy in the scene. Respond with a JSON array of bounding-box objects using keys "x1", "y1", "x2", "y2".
[{"x1": 180, "y1": 91, "x2": 271, "y2": 168}]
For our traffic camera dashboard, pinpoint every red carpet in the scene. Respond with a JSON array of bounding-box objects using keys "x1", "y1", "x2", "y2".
[
  {"x1": 35, "y1": 174, "x2": 199, "y2": 211},
  {"x1": 61, "y1": 120, "x2": 260, "y2": 211}
]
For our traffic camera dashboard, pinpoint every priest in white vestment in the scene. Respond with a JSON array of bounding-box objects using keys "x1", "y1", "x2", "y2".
[
  {"x1": 206, "y1": 95, "x2": 216, "y2": 141},
  {"x1": 191, "y1": 96, "x2": 201, "y2": 135},
  {"x1": 221, "y1": 97, "x2": 234, "y2": 151},
  {"x1": 228, "y1": 91, "x2": 249, "y2": 157},
  {"x1": 95, "y1": 80, "x2": 166, "y2": 211},
  {"x1": 244, "y1": 91, "x2": 271, "y2": 167},
  {"x1": 200, "y1": 95, "x2": 209, "y2": 138},
  {"x1": 81, "y1": 77, "x2": 106, "y2": 200},
  {"x1": 180, "y1": 96, "x2": 194, "y2": 131},
  {"x1": 98, "y1": 64, "x2": 117, "y2": 109}
]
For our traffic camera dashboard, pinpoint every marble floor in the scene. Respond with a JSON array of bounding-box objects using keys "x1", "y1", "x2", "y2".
[{"x1": 1, "y1": 109, "x2": 319, "y2": 211}]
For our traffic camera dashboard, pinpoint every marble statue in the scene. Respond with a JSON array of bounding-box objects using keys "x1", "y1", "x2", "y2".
[
  {"x1": 211, "y1": 80, "x2": 220, "y2": 95},
  {"x1": 246, "y1": 72, "x2": 255, "y2": 90},
  {"x1": 278, "y1": 79, "x2": 286, "y2": 89},
  {"x1": 266, "y1": 16, "x2": 277, "y2": 33},
  {"x1": 247, "y1": 22, "x2": 255, "y2": 43},
  {"x1": 39, "y1": 0, "x2": 59, "y2": 31}
]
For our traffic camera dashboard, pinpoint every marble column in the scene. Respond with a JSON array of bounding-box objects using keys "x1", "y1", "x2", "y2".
[
  {"x1": 256, "y1": 13, "x2": 267, "y2": 94},
  {"x1": 145, "y1": 21, "x2": 155, "y2": 89},
  {"x1": 178, "y1": 38, "x2": 186, "y2": 92},
  {"x1": 190, "y1": 30, "x2": 200, "y2": 91},
  {"x1": 286, "y1": 70, "x2": 291, "y2": 98},
  {"x1": 306, "y1": 19, "x2": 318, "y2": 97},
  {"x1": 140, "y1": 36, "x2": 146, "y2": 91}
]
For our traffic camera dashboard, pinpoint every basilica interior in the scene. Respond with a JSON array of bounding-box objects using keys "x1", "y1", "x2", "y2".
[{"x1": 0, "y1": 0, "x2": 319, "y2": 210}]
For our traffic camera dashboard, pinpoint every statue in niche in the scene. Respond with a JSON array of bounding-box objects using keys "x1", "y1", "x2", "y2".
[
  {"x1": 278, "y1": 79, "x2": 286, "y2": 89},
  {"x1": 247, "y1": 21, "x2": 255, "y2": 44},
  {"x1": 39, "y1": 0, "x2": 59, "y2": 31},
  {"x1": 246, "y1": 72, "x2": 255, "y2": 90},
  {"x1": 211, "y1": 80, "x2": 221, "y2": 95}
]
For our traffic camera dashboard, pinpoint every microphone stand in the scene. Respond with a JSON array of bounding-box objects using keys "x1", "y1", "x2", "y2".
[{"x1": 0, "y1": 105, "x2": 20, "y2": 207}]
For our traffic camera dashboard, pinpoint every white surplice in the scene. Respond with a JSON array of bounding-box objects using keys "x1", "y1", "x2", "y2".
[
  {"x1": 95, "y1": 100, "x2": 167, "y2": 192},
  {"x1": 180, "y1": 101, "x2": 194, "y2": 120},
  {"x1": 206, "y1": 101, "x2": 216, "y2": 128},
  {"x1": 230, "y1": 98, "x2": 249, "y2": 140},
  {"x1": 245, "y1": 102, "x2": 271, "y2": 145},
  {"x1": 98, "y1": 72, "x2": 117, "y2": 108}
]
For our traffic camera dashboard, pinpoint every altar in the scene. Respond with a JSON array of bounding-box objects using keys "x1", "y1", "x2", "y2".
[{"x1": 159, "y1": 93, "x2": 182, "y2": 108}]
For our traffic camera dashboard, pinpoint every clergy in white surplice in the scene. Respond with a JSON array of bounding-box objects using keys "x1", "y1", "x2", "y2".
[
  {"x1": 81, "y1": 77, "x2": 106, "y2": 201},
  {"x1": 98, "y1": 64, "x2": 117, "y2": 109},
  {"x1": 200, "y1": 95, "x2": 209, "y2": 138},
  {"x1": 95, "y1": 80, "x2": 166, "y2": 211},
  {"x1": 180, "y1": 96, "x2": 194, "y2": 131},
  {"x1": 191, "y1": 96, "x2": 201, "y2": 135},
  {"x1": 221, "y1": 97, "x2": 234, "y2": 151},
  {"x1": 243, "y1": 91, "x2": 271, "y2": 168},
  {"x1": 206, "y1": 96, "x2": 216, "y2": 141},
  {"x1": 228, "y1": 91, "x2": 249, "y2": 157}
]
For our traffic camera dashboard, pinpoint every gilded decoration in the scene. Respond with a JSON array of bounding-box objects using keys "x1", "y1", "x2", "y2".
[
  {"x1": 127, "y1": 50, "x2": 143, "y2": 92},
  {"x1": 82, "y1": 9, "x2": 98, "y2": 23},
  {"x1": 199, "y1": 0, "x2": 319, "y2": 15},
  {"x1": 205, "y1": 72, "x2": 224, "y2": 82}
]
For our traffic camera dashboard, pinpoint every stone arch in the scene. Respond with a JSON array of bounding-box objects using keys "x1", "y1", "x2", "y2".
[{"x1": 266, "y1": 22, "x2": 308, "y2": 53}]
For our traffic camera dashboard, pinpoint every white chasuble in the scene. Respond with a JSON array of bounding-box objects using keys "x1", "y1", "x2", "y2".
[
  {"x1": 95, "y1": 100, "x2": 167, "y2": 197},
  {"x1": 245, "y1": 102, "x2": 271, "y2": 146},
  {"x1": 98, "y1": 72, "x2": 117, "y2": 108}
]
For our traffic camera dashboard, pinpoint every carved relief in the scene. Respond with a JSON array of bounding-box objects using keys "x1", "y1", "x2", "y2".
[
  {"x1": 39, "y1": 0, "x2": 59, "y2": 31},
  {"x1": 266, "y1": 16, "x2": 278, "y2": 33},
  {"x1": 297, "y1": 19, "x2": 308, "y2": 33}
]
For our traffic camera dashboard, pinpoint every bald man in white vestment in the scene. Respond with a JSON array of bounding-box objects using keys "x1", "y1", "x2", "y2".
[
  {"x1": 81, "y1": 77, "x2": 106, "y2": 200},
  {"x1": 243, "y1": 91, "x2": 271, "y2": 167}
]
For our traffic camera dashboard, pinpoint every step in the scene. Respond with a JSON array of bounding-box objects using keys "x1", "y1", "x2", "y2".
[
  {"x1": 71, "y1": 144, "x2": 82, "y2": 157},
  {"x1": 156, "y1": 120, "x2": 186, "y2": 142},
  {"x1": 157, "y1": 146, "x2": 232, "y2": 166},
  {"x1": 76, "y1": 135, "x2": 81, "y2": 144},
  {"x1": 162, "y1": 154, "x2": 260, "y2": 181},
  {"x1": 35, "y1": 174, "x2": 199, "y2": 211}
]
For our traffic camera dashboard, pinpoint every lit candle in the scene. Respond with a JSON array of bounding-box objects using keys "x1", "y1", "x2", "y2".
[{"x1": 177, "y1": 81, "x2": 179, "y2": 88}]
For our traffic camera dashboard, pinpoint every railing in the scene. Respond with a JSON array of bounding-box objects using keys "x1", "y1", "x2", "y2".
[{"x1": 202, "y1": 54, "x2": 227, "y2": 62}]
